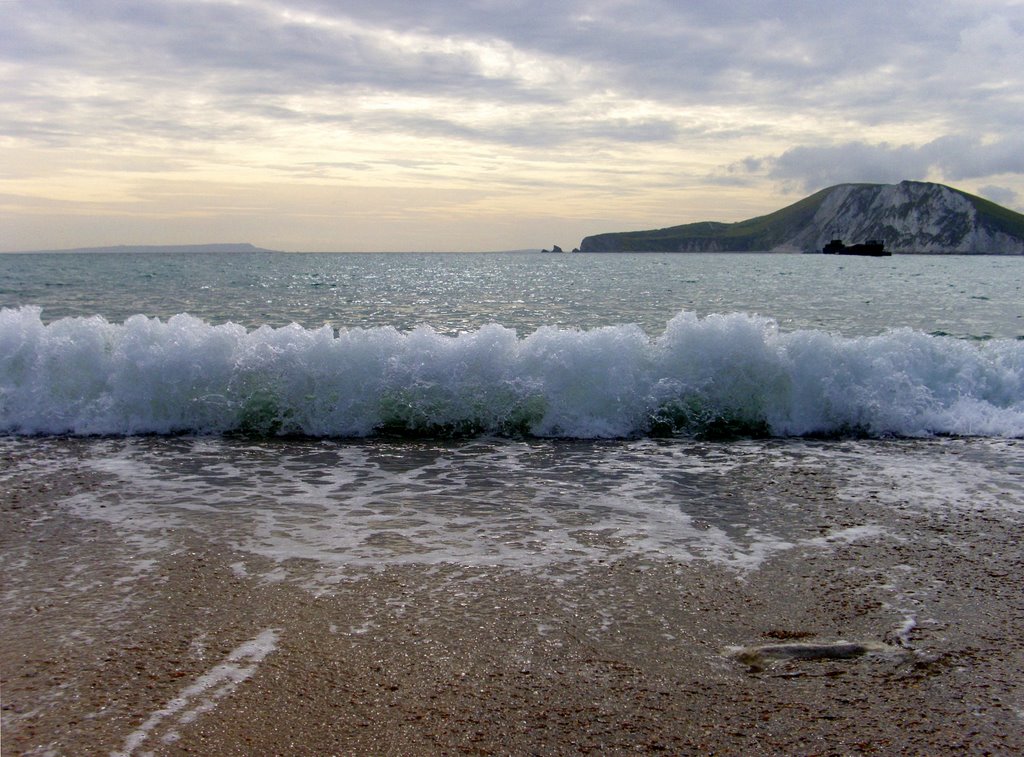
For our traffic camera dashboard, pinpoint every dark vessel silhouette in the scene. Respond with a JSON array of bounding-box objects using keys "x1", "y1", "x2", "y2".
[{"x1": 822, "y1": 238, "x2": 889, "y2": 256}]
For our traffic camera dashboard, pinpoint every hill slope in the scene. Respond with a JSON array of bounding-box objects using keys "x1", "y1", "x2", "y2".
[{"x1": 579, "y1": 181, "x2": 1024, "y2": 254}]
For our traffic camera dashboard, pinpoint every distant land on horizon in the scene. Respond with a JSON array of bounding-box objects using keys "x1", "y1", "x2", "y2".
[
  {"x1": 577, "y1": 180, "x2": 1024, "y2": 254},
  {"x1": 2, "y1": 244, "x2": 554, "y2": 255},
  {"x1": 5, "y1": 243, "x2": 280, "y2": 255}
]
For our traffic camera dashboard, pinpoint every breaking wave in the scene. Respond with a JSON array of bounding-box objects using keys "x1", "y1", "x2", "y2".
[{"x1": 2, "y1": 306, "x2": 1022, "y2": 439}]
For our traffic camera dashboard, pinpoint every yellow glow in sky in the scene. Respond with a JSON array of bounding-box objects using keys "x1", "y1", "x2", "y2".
[{"x1": 2, "y1": 0, "x2": 1022, "y2": 251}]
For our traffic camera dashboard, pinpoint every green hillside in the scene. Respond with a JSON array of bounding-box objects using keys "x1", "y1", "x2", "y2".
[
  {"x1": 960, "y1": 191, "x2": 1024, "y2": 238},
  {"x1": 579, "y1": 187, "x2": 839, "y2": 252},
  {"x1": 578, "y1": 182, "x2": 1024, "y2": 253}
]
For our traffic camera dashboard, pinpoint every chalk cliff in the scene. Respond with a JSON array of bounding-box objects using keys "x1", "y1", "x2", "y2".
[{"x1": 579, "y1": 181, "x2": 1024, "y2": 254}]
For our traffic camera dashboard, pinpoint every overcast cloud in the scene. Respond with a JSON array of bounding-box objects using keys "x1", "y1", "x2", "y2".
[{"x1": 2, "y1": 0, "x2": 1022, "y2": 250}]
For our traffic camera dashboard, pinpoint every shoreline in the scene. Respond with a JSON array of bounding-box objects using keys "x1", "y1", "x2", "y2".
[{"x1": 3, "y1": 441, "x2": 1024, "y2": 754}]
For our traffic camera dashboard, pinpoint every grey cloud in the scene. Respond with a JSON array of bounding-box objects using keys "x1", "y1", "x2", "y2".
[
  {"x1": 977, "y1": 185, "x2": 1020, "y2": 208},
  {"x1": 925, "y1": 136, "x2": 1024, "y2": 180},
  {"x1": 761, "y1": 142, "x2": 931, "y2": 188},
  {"x1": 2, "y1": 1, "x2": 561, "y2": 105},
  {"x1": 349, "y1": 110, "x2": 680, "y2": 148},
  {"x1": 5, "y1": 1, "x2": 1010, "y2": 104},
  {"x1": 740, "y1": 136, "x2": 1024, "y2": 192},
  {"x1": 2, "y1": 0, "x2": 1022, "y2": 156},
  {"x1": 293, "y1": 0, "x2": 994, "y2": 107}
]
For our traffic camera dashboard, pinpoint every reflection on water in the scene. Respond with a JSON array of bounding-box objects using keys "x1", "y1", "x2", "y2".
[{"x1": 2, "y1": 251, "x2": 1022, "y2": 339}]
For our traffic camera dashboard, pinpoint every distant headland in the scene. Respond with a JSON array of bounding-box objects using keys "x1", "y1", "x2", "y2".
[
  {"x1": 577, "y1": 181, "x2": 1024, "y2": 254},
  {"x1": 6, "y1": 243, "x2": 279, "y2": 255}
]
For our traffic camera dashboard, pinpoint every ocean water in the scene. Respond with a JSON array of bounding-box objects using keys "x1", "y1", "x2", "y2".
[{"x1": 2, "y1": 251, "x2": 1023, "y2": 579}]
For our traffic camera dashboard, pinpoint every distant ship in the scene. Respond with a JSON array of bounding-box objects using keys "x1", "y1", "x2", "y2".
[{"x1": 821, "y1": 238, "x2": 890, "y2": 256}]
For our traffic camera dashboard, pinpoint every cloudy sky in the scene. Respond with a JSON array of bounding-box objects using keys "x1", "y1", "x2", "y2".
[{"x1": 2, "y1": 0, "x2": 1023, "y2": 251}]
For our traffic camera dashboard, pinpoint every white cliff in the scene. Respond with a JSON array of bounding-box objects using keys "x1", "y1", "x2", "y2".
[{"x1": 787, "y1": 181, "x2": 1024, "y2": 254}]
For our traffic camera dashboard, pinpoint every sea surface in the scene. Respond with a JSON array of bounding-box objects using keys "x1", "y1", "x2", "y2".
[{"x1": 2, "y1": 251, "x2": 1023, "y2": 579}]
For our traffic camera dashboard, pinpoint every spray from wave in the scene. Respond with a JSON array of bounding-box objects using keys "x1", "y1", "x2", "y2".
[{"x1": 2, "y1": 306, "x2": 1022, "y2": 439}]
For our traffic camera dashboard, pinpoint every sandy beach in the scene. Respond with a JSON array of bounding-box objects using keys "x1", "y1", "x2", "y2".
[{"x1": 3, "y1": 439, "x2": 1024, "y2": 755}]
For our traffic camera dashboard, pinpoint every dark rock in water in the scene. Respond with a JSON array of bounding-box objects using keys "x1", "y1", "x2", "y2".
[
  {"x1": 579, "y1": 180, "x2": 1024, "y2": 254},
  {"x1": 821, "y1": 238, "x2": 889, "y2": 256}
]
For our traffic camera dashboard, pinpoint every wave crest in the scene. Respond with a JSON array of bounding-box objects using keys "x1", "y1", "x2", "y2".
[{"x1": 2, "y1": 306, "x2": 1021, "y2": 438}]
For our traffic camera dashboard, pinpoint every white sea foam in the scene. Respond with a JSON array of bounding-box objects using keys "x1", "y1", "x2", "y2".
[
  {"x1": 30, "y1": 437, "x2": 805, "y2": 578},
  {"x1": 6, "y1": 434, "x2": 1021, "y2": 588},
  {"x1": 2, "y1": 306, "x2": 1022, "y2": 438},
  {"x1": 34, "y1": 435, "x2": 983, "y2": 581}
]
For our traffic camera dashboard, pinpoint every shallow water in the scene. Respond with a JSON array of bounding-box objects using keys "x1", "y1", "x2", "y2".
[{"x1": 5, "y1": 435, "x2": 1020, "y2": 583}]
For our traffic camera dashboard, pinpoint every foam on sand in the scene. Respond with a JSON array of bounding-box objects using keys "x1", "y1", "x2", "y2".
[{"x1": 112, "y1": 628, "x2": 280, "y2": 756}]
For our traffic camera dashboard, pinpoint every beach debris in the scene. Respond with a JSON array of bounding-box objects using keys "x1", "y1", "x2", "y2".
[{"x1": 726, "y1": 640, "x2": 890, "y2": 673}]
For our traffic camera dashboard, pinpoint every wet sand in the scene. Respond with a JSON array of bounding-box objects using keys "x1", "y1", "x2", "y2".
[{"x1": 3, "y1": 445, "x2": 1024, "y2": 755}]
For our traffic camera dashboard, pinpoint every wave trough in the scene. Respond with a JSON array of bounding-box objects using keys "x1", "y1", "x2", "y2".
[{"x1": 2, "y1": 306, "x2": 1022, "y2": 439}]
